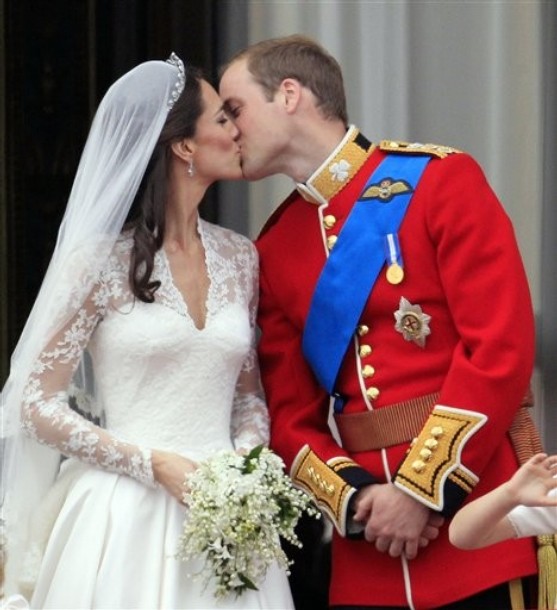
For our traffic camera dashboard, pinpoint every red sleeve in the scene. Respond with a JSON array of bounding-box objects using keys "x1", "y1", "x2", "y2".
[
  {"x1": 257, "y1": 237, "x2": 376, "y2": 536},
  {"x1": 393, "y1": 152, "x2": 536, "y2": 515}
]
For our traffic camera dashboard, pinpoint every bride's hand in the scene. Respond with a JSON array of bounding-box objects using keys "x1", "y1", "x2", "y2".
[{"x1": 151, "y1": 449, "x2": 198, "y2": 503}]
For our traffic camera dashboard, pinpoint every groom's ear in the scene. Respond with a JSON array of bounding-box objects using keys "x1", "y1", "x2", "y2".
[
  {"x1": 278, "y1": 78, "x2": 302, "y2": 114},
  {"x1": 170, "y1": 138, "x2": 194, "y2": 162}
]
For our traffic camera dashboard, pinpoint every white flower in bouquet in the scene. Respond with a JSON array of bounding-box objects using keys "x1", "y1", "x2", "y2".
[{"x1": 176, "y1": 445, "x2": 319, "y2": 599}]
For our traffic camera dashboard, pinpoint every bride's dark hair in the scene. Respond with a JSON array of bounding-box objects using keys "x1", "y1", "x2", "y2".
[{"x1": 125, "y1": 64, "x2": 204, "y2": 303}]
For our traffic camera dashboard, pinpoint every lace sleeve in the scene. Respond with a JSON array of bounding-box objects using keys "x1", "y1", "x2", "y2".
[
  {"x1": 20, "y1": 273, "x2": 155, "y2": 487},
  {"x1": 230, "y1": 245, "x2": 270, "y2": 452}
]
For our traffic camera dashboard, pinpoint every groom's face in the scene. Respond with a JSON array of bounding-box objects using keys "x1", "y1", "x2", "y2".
[{"x1": 220, "y1": 59, "x2": 288, "y2": 181}]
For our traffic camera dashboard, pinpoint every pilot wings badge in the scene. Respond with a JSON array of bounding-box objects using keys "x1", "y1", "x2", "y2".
[{"x1": 360, "y1": 178, "x2": 412, "y2": 203}]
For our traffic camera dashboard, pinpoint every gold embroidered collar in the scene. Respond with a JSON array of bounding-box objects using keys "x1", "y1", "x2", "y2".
[{"x1": 295, "y1": 125, "x2": 374, "y2": 206}]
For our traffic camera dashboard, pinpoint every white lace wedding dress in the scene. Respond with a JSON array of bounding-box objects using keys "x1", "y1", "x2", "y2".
[{"x1": 20, "y1": 218, "x2": 294, "y2": 609}]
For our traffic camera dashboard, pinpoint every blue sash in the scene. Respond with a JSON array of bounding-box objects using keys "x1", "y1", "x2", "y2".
[{"x1": 302, "y1": 153, "x2": 431, "y2": 400}]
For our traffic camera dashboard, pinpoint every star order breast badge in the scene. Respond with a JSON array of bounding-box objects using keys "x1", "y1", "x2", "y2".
[{"x1": 394, "y1": 297, "x2": 431, "y2": 347}]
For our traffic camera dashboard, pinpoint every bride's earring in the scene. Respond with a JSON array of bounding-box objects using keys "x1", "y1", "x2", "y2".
[{"x1": 188, "y1": 160, "x2": 195, "y2": 177}]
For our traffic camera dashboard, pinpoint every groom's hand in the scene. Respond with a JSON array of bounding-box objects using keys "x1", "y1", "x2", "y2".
[{"x1": 353, "y1": 483, "x2": 443, "y2": 559}]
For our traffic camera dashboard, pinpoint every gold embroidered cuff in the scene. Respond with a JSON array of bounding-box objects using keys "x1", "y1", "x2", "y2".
[
  {"x1": 290, "y1": 445, "x2": 357, "y2": 536},
  {"x1": 393, "y1": 405, "x2": 487, "y2": 511}
]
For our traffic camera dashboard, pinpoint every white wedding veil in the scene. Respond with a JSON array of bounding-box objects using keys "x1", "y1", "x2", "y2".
[{"x1": 0, "y1": 53, "x2": 186, "y2": 594}]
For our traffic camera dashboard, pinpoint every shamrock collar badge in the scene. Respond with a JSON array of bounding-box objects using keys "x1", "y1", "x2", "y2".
[
  {"x1": 394, "y1": 297, "x2": 431, "y2": 348},
  {"x1": 329, "y1": 159, "x2": 351, "y2": 182}
]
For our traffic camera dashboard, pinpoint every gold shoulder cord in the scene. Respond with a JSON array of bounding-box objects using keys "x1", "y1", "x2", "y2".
[{"x1": 379, "y1": 140, "x2": 462, "y2": 159}]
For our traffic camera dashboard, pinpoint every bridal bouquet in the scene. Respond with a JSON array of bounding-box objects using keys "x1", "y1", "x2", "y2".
[{"x1": 176, "y1": 445, "x2": 319, "y2": 599}]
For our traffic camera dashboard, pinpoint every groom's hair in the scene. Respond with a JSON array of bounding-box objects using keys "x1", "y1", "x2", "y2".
[{"x1": 221, "y1": 34, "x2": 348, "y2": 125}]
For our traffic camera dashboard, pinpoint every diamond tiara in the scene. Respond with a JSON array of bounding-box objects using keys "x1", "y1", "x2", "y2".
[{"x1": 166, "y1": 52, "x2": 186, "y2": 109}]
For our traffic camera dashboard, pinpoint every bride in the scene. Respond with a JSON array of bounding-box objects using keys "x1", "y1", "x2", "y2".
[{"x1": 0, "y1": 54, "x2": 294, "y2": 609}]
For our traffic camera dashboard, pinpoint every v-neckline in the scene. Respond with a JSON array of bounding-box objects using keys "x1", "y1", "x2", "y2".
[{"x1": 160, "y1": 218, "x2": 212, "y2": 331}]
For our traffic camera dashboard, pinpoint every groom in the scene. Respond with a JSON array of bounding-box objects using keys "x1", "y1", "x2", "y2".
[{"x1": 220, "y1": 35, "x2": 538, "y2": 609}]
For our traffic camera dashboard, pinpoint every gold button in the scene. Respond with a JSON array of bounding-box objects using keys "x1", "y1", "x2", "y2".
[
  {"x1": 424, "y1": 438, "x2": 438, "y2": 450},
  {"x1": 431, "y1": 426, "x2": 444, "y2": 439},
  {"x1": 419, "y1": 448, "x2": 433, "y2": 461},
  {"x1": 323, "y1": 214, "x2": 336, "y2": 229},
  {"x1": 326, "y1": 235, "x2": 338, "y2": 250},
  {"x1": 412, "y1": 460, "x2": 426, "y2": 473},
  {"x1": 361, "y1": 365, "x2": 375, "y2": 378},
  {"x1": 366, "y1": 387, "x2": 380, "y2": 400},
  {"x1": 410, "y1": 437, "x2": 418, "y2": 447},
  {"x1": 359, "y1": 344, "x2": 372, "y2": 358},
  {"x1": 357, "y1": 324, "x2": 369, "y2": 336}
]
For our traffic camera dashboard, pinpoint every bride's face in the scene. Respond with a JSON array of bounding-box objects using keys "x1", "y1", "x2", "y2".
[{"x1": 190, "y1": 80, "x2": 242, "y2": 183}]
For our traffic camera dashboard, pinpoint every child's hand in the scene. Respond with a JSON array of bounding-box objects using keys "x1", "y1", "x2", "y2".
[{"x1": 505, "y1": 453, "x2": 557, "y2": 507}]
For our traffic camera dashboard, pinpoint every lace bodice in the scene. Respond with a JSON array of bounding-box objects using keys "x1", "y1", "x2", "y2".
[{"x1": 21, "y1": 219, "x2": 269, "y2": 487}]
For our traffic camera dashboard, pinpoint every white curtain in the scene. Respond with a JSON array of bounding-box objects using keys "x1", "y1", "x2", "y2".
[
  {"x1": 247, "y1": 1, "x2": 541, "y2": 301},
  {"x1": 243, "y1": 0, "x2": 550, "y2": 444}
]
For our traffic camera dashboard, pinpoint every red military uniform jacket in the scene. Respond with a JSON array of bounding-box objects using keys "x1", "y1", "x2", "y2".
[{"x1": 256, "y1": 126, "x2": 537, "y2": 608}]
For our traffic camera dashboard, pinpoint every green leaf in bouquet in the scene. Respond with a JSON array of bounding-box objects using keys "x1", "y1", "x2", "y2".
[
  {"x1": 238, "y1": 573, "x2": 259, "y2": 592},
  {"x1": 242, "y1": 444, "x2": 265, "y2": 473}
]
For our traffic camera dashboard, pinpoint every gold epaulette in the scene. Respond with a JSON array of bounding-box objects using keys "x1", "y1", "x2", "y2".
[
  {"x1": 380, "y1": 140, "x2": 462, "y2": 159},
  {"x1": 291, "y1": 445, "x2": 357, "y2": 536},
  {"x1": 393, "y1": 405, "x2": 487, "y2": 511}
]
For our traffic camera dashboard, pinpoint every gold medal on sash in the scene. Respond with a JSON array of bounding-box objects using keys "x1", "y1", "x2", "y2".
[{"x1": 386, "y1": 263, "x2": 404, "y2": 285}]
